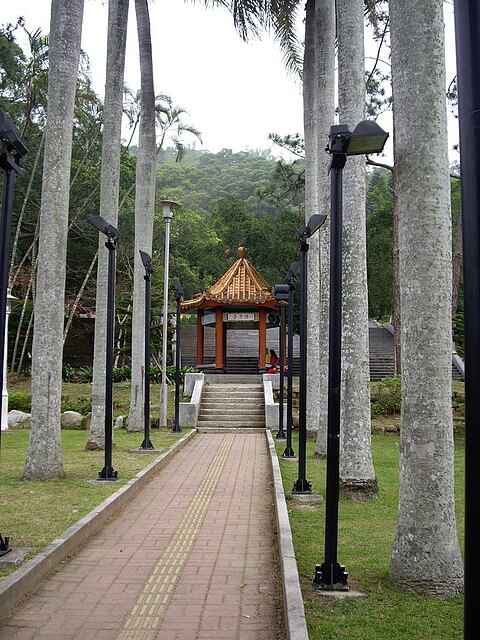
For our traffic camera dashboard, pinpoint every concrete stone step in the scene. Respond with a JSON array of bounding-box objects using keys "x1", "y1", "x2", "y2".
[
  {"x1": 203, "y1": 384, "x2": 263, "y2": 396},
  {"x1": 197, "y1": 419, "x2": 265, "y2": 428},
  {"x1": 197, "y1": 426, "x2": 266, "y2": 433},
  {"x1": 202, "y1": 392, "x2": 264, "y2": 400},
  {"x1": 199, "y1": 409, "x2": 264, "y2": 417}
]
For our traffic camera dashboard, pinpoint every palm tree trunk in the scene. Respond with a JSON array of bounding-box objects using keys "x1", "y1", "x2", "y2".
[
  {"x1": 337, "y1": 0, "x2": 378, "y2": 499},
  {"x1": 452, "y1": 210, "x2": 463, "y2": 317},
  {"x1": 127, "y1": 0, "x2": 157, "y2": 432},
  {"x1": 24, "y1": 0, "x2": 85, "y2": 480},
  {"x1": 87, "y1": 0, "x2": 129, "y2": 450},
  {"x1": 312, "y1": 0, "x2": 335, "y2": 458},
  {"x1": 63, "y1": 251, "x2": 97, "y2": 344},
  {"x1": 9, "y1": 132, "x2": 45, "y2": 280},
  {"x1": 11, "y1": 263, "x2": 34, "y2": 373},
  {"x1": 388, "y1": 0, "x2": 463, "y2": 594},
  {"x1": 304, "y1": 0, "x2": 322, "y2": 439}
]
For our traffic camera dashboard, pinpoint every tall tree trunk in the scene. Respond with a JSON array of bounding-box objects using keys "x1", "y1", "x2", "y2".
[
  {"x1": 127, "y1": 0, "x2": 157, "y2": 432},
  {"x1": 304, "y1": 0, "x2": 322, "y2": 437},
  {"x1": 313, "y1": 0, "x2": 335, "y2": 458},
  {"x1": 451, "y1": 209, "x2": 463, "y2": 318},
  {"x1": 11, "y1": 262, "x2": 34, "y2": 373},
  {"x1": 388, "y1": 0, "x2": 463, "y2": 594},
  {"x1": 337, "y1": 0, "x2": 378, "y2": 499},
  {"x1": 392, "y1": 163, "x2": 401, "y2": 376},
  {"x1": 9, "y1": 132, "x2": 45, "y2": 281},
  {"x1": 24, "y1": 0, "x2": 85, "y2": 480},
  {"x1": 63, "y1": 251, "x2": 97, "y2": 344},
  {"x1": 87, "y1": 0, "x2": 129, "y2": 450}
]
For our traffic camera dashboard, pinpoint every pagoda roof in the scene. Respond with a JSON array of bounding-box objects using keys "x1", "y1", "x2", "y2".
[{"x1": 181, "y1": 247, "x2": 276, "y2": 312}]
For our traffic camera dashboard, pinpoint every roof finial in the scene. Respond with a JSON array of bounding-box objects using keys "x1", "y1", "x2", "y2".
[{"x1": 237, "y1": 246, "x2": 246, "y2": 259}]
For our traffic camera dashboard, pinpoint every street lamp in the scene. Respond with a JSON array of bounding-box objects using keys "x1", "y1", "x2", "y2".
[
  {"x1": 292, "y1": 213, "x2": 326, "y2": 494},
  {"x1": 0, "y1": 111, "x2": 27, "y2": 452},
  {"x1": 89, "y1": 215, "x2": 119, "y2": 481},
  {"x1": 452, "y1": 4, "x2": 480, "y2": 636},
  {"x1": 314, "y1": 120, "x2": 388, "y2": 591},
  {"x1": 139, "y1": 250, "x2": 155, "y2": 450},
  {"x1": 172, "y1": 279, "x2": 184, "y2": 433},
  {"x1": 1, "y1": 290, "x2": 16, "y2": 431},
  {"x1": 274, "y1": 284, "x2": 289, "y2": 440},
  {"x1": 283, "y1": 261, "x2": 300, "y2": 459},
  {"x1": 160, "y1": 199, "x2": 180, "y2": 429}
]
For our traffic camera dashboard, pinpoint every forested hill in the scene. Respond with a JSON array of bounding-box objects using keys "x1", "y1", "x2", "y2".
[{"x1": 153, "y1": 146, "x2": 299, "y2": 219}]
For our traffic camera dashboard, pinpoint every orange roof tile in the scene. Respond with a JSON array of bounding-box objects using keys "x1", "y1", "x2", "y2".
[{"x1": 181, "y1": 247, "x2": 275, "y2": 311}]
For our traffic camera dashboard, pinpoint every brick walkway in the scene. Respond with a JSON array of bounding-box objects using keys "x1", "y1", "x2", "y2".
[{"x1": 0, "y1": 433, "x2": 286, "y2": 640}]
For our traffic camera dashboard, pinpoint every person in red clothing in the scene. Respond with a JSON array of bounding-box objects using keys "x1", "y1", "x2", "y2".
[{"x1": 268, "y1": 349, "x2": 279, "y2": 371}]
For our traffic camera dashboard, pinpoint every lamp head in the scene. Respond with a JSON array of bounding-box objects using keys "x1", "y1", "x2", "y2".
[
  {"x1": 173, "y1": 279, "x2": 184, "y2": 300},
  {"x1": 139, "y1": 250, "x2": 153, "y2": 274},
  {"x1": 160, "y1": 199, "x2": 181, "y2": 221},
  {"x1": 297, "y1": 213, "x2": 327, "y2": 242},
  {"x1": 0, "y1": 110, "x2": 28, "y2": 160},
  {"x1": 274, "y1": 283, "x2": 290, "y2": 302},
  {"x1": 89, "y1": 215, "x2": 119, "y2": 239},
  {"x1": 327, "y1": 121, "x2": 389, "y2": 157},
  {"x1": 347, "y1": 120, "x2": 389, "y2": 155},
  {"x1": 327, "y1": 124, "x2": 351, "y2": 155},
  {"x1": 286, "y1": 261, "x2": 300, "y2": 283}
]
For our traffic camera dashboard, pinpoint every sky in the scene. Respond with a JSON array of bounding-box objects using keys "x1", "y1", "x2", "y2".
[{"x1": 3, "y1": 0, "x2": 459, "y2": 163}]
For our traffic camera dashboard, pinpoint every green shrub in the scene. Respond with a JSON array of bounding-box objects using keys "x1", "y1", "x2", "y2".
[
  {"x1": 112, "y1": 366, "x2": 131, "y2": 382},
  {"x1": 60, "y1": 396, "x2": 91, "y2": 414},
  {"x1": 8, "y1": 391, "x2": 91, "y2": 415},
  {"x1": 77, "y1": 366, "x2": 94, "y2": 383},
  {"x1": 370, "y1": 376, "x2": 402, "y2": 415},
  {"x1": 8, "y1": 391, "x2": 32, "y2": 412},
  {"x1": 62, "y1": 363, "x2": 77, "y2": 382}
]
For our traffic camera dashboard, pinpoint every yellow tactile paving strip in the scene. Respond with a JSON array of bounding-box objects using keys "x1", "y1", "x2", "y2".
[{"x1": 115, "y1": 434, "x2": 234, "y2": 640}]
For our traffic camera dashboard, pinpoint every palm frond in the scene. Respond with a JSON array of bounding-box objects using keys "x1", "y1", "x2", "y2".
[{"x1": 270, "y1": 0, "x2": 302, "y2": 78}]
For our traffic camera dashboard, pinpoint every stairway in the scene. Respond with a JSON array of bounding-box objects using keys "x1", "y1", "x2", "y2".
[
  {"x1": 452, "y1": 362, "x2": 463, "y2": 380},
  {"x1": 369, "y1": 325, "x2": 395, "y2": 381},
  {"x1": 197, "y1": 383, "x2": 265, "y2": 432}
]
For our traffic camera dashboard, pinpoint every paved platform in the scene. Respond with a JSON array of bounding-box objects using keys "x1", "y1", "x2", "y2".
[{"x1": 0, "y1": 433, "x2": 288, "y2": 640}]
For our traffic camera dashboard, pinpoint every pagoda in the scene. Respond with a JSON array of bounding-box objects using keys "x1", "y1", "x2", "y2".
[{"x1": 181, "y1": 247, "x2": 278, "y2": 372}]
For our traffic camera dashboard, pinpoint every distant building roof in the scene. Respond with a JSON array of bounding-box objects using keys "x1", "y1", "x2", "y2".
[{"x1": 181, "y1": 247, "x2": 276, "y2": 311}]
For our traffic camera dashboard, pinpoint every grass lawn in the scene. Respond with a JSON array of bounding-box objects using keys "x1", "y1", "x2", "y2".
[
  {"x1": 0, "y1": 380, "x2": 187, "y2": 580},
  {"x1": 275, "y1": 432, "x2": 464, "y2": 640}
]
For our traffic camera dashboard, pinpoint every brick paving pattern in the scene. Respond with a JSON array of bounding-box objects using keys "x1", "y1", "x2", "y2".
[{"x1": 0, "y1": 433, "x2": 286, "y2": 640}]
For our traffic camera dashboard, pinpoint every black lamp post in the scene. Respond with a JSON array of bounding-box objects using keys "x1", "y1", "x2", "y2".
[
  {"x1": 283, "y1": 261, "x2": 300, "y2": 459},
  {"x1": 172, "y1": 279, "x2": 184, "y2": 433},
  {"x1": 314, "y1": 120, "x2": 388, "y2": 590},
  {"x1": 0, "y1": 111, "x2": 27, "y2": 555},
  {"x1": 274, "y1": 284, "x2": 289, "y2": 440},
  {"x1": 89, "y1": 215, "x2": 119, "y2": 481},
  {"x1": 292, "y1": 214, "x2": 326, "y2": 494},
  {"x1": 452, "y1": 3, "x2": 480, "y2": 637},
  {"x1": 139, "y1": 250, "x2": 155, "y2": 450}
]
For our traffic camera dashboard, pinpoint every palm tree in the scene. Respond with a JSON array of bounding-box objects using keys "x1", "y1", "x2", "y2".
[
  {"x1": 308, "y1": 0, "x2": 335, "y2": 456},
  {"x1": 388, "y1": 0, "x2": 463, "y2": 594},
  {"x1": 87, "y1": 0, "x2": 130, "y2": 450},
  {"x1": 337, "y1": 0, "x2": 378, "y2": 498},
  {"x1": 24, "y1": 0, "x2": 85, "y2": 480},
  {"x1": 127, "y1": 3, "x2": 203, "y2": 432},
  {"x1": 127, "y1": 0, "x2": 157, "y2": 432}
]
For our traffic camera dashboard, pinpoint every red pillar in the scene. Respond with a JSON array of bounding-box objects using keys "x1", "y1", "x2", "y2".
[
  {"x1": 196, "y1": 309, "x2": 204, "y2": 366},
  {"x1": 215, "y1": 307, "x2": 224, "y2": 370},
  {"x1": 258, "y1": 308, "x2": 267, "y2": 369}
]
